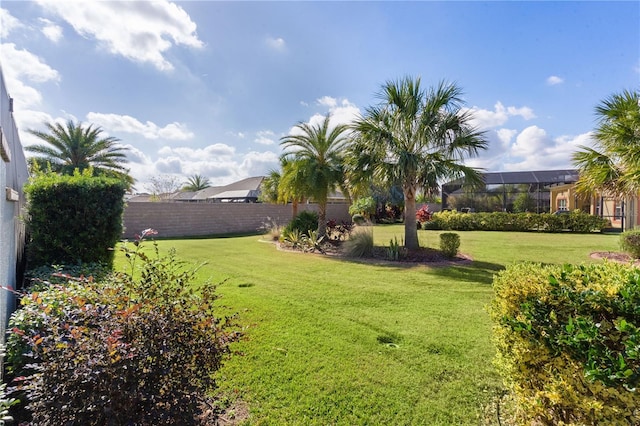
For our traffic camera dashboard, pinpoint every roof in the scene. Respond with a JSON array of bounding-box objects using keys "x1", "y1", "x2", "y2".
[
  {"x1": 208, "y1": 189, "x2": 261, "y2": 200},
  {"x1": 190, "y1": 176, "x2": 265, "y2": 200},
  {"x1": 443, "y1": 169, "x2": 579, "y2": 188}
]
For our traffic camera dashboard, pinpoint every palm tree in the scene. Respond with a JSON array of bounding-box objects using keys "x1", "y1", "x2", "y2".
[
  {"x1": 349, "y1": 76, "x2": 487, "y2": 250},
  {"x1": 280, "y1": 114, "x2": 350, "y2": 237},
  {"x1": 27, "y1": 120, "x2": 132, "y2": 184},
  {"x1": 183, "y1": 174, "x2": 211, "y2": 191},
  {"x1": 572, "y1": 89, "x2": 640, "y2": 198}
]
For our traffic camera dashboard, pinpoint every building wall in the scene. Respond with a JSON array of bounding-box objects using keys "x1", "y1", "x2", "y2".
[
  {"x1": 122, "y1": 202, "x2": 351, "y2": 239},
  {"x1": 0, "y1": 67, "x2": 29, "y2": 347}
]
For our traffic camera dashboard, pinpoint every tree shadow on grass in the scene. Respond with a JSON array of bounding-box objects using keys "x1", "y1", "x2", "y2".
[{"x1": 428, "y1": 261, "x2": 505, "y2": 285}]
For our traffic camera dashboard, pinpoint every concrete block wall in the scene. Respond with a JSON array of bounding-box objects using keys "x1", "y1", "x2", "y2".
[{"x1": 122, "y1": 202, "x2": 351, "y2": 239}]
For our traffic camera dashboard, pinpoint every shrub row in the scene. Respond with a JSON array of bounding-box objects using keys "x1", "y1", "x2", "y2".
[
  {"x1": 422, "y1": 210, "x2": 608, "y2": 233},
  {"x1": 490, "y1": 262, "x2": 640, "y2": 425},
  {"x1": 7, "y1": 234, "x2": 241, "y2": 425},
  {"x1": 24, "y1": 169, "x2": 127, "y2": 267}
]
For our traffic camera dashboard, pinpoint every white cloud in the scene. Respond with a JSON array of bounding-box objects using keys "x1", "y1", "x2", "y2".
[
  {"x1": 317, "y1": 96, "x2": 338, "y2": 108},
  {"x1": 39, "y1": 18, "x2": 63, "y2": 42},
  {"x1": 158, "y1": 144, "x2": 235, "y2": 160},
  {"x1": 0, "y1": 7, "x2": 23, "y2": 38},
  {"x1": 546, "y1": 75, "x2": 564, "y2": 85},
  {"x1": 289, "y1": 97, "x2": 360, "y2": 137},
  {"x1": 129, "y1": 143, "x2": 277, "y2": 188},
  {"x1": 36, "y1": 0, "x2": 203, "y2": 71},
  {"x1": 465, "y1": 102, "x2": 536, "y2": 130},
  {"x1": 0, "y1": 43, "x2": 60, "y2": 84},
  {"x1": 511, "y1": 125, "x2": 549, "y2": 157},
  {"x1": 496, "y1": 128, "x2": 517, "y2": 149},
  {"x1": 501, "y1": 128, "x2": 593, "y2": 171},
  {"x1": 254, "y1": 130, "x2": 276, "y2": 145},
  {"x1": 240, "y1": 150, "x2": 280, "y2": 176},
  {"x1": 0, "y1": 43, "x2": 60, "y2": 110},
  {"x1": 265, "y1": 36, "x2": 286, "y2": 51},
  {"x1": 86, "y1": 112, "x2": 194, "y2": 140}
]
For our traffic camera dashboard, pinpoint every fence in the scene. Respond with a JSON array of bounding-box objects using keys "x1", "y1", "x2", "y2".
[{"x1": 122, "y1": 202, "x2": 351, "y2": 239}]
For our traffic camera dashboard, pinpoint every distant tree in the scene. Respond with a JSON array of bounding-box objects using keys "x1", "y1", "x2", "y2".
[
  {"x1": 280, "y1": 114, "x2": 350, "y2": 237},
  {"x1": 513, "y1": 192, "x2": 536, "y2": 213},
  {"x1": 349, "y1": 77, "x2": 487, "y2": 249},
  {"x1": 26, "y1": 120, "x2": 132, "y2": 186},
  {"x1": 147, "y1": 175, "x2": 181, "y2": 201},
  {"x1": 182, "y1": 174, "x2": 211, "y2": 191},
  {"x1": 259, "y1": 168, "x2": 283, "y2": 204},
  {"x1": 573, "y1": 89, "x2": 640, "y2": 198}
]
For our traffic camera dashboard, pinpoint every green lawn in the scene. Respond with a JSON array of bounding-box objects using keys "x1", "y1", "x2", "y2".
[{"x1": 115, "y1": 227, "x2": 620, "y2": 425}]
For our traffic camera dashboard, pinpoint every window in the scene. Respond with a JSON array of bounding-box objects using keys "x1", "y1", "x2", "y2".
[
  {"x1": 615, "y1": 202, "x2": 623, "y2": 220},
  {"x1": 557, "y1": 198, "x2": 567, "y2": 211}
]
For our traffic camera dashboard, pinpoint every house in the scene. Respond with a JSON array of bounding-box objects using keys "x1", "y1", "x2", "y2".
[
  {"x1": 442, "y1": 169, "x2": 579, "y2": 213},
  {"x1": 550, "y1": 184, "x2": 640, "y2": 231},
  {"x1": 0, "y1": 66, "x2": 29, "y2": 346},
  {"x1": 128, "y1": 176, "x2": 265, "y2": 203}
]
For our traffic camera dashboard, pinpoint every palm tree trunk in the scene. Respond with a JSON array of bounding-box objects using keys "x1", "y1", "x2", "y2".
[
  {"x1": 292, "y1": 200, "x2": 299, "y2": 218},
  {"x1": 318, "y1": 202, "x2": 328, "y2": 238},
  {"x1": 404, "y1": 184, "x2": 419, "y2": 250}
]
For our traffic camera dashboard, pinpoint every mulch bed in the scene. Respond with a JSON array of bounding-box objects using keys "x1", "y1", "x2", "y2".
[
  {"x1": 590, "y1": 251, "x2": 640, "y2": 266},
  {"x1": 272, "y1": 240, "x2": 473, "y2": 267}
]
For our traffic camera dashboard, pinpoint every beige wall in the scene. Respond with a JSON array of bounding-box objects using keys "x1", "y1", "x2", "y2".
[{"x1": 122, "y1": 202, "x2": 351, "y2": 239}]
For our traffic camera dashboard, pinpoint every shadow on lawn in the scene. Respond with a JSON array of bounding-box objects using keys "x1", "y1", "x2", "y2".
[{"x1": 430, "y1": 261, "x2": 505, "y2": 285}]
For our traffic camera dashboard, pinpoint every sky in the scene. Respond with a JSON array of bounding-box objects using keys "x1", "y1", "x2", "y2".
[{"x1": 0, "y1": 0, "x2": 638, "y2": 192}]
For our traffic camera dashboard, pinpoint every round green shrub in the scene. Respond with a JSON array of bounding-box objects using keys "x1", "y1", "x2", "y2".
[
  {"x1": 620, "y1": 229, "x2": 640, "y2": 259},
  {"x1": 439, "y1": 232, "x2": 460, "y2": 258},
  {"x1": 284, "y1": 210, "x2": 319, "y2": 237},
  {"x1": 351, "y1": 214, "x2": 366, "y2": 225}
]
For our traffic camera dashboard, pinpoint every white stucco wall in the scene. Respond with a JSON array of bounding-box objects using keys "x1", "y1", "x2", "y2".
[{"x1": 0, "y1": 65, "x2": 29, "y2": 345}]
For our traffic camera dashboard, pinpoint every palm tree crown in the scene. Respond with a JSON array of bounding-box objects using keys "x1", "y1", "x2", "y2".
[
  {"x1": 183, "y1": 174, "x2": 211, "y2": 191},
  {"x1": 27, "y1": 120, "x2": 131, "y2": 183},
  {"x1": 280, "y1": 114, "x2": 350, "y2": 237},
  {"x1": 572, "y1": 89, "x2": 640, "y2": 197},
  {"x1": 349, "y1": 76, "x2": 487, "y2": 249}
]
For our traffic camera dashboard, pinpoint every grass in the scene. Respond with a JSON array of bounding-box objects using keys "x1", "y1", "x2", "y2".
[{"x1": 115, "y1": 227, "x2": 620, "y2": 425}]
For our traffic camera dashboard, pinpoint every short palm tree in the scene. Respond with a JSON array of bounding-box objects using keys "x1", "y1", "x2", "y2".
[
  {"x1": 349, "y1": 76, "x2": 487, "y2": 250},
  {"x1": 183, "y1": 174, "x2": 211, "y2": 191},
  {"x1": 27, "y1": 120, "x2": 131, "y2": 184},
  {"x1": 280, "y1": 114, "x2": 350, "y2": 237},
  {"x1": 572, "y1": 89, "x2": 640, "y2": 197}
]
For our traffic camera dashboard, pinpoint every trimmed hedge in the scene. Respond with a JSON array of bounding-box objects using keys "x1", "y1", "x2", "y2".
[
  {"x1": 621, "y1": 229, "x2": 640, "y2": 259},
  {"x1": 490, "y1": 262, "x2": 640, "y2": 425},
  {"x1": 423, "y1": 210, "x2": 608, "y2": 233},
  {"x1": 24, "y1": 170, "x2": 127, "y2": 267}
]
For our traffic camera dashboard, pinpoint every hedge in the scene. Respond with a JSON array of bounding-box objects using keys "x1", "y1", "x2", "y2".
[
  {"x1": 422, "y1": 210, "x2": 608, "y2": 233},
  {"x1": 24, "y1": 170, "x2": 127, "y2": 267},
  {"x1": 490, "y1": 262, "x2": 640, "y2": 425}
]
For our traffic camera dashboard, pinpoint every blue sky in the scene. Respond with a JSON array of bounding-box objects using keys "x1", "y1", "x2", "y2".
[{"x1": 1, "y1": 1, "x2": 638, "y2": 191}]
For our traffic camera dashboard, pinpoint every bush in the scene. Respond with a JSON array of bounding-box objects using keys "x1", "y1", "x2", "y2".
[
  {"x1": 326, "y1": 220, "x2": 353, "y2": 242},
  {"x1": 284, "y1": 210, "x2": 319, "y2": 237},
  {"x1": 343, "y1": 227, "x2": 373, "y2": 258},
  {"x1": 429, "y1": 210, "x2": 608, "y2": 233},
  {"x1": 24, "y1": 169, "x2": 127, "y2": 267},
  {"x1": 7, "y1": 232, "x2": 241, "y2": 425},
  {"x1": 349, "y1": 197, "x2": 376, "y2": 220},
  {"x1": 386, "y1": 236, "x2": 405, "y2": 261},
  {"x1": 439, "y1": 233, "x2": 460, "y2": 258},
  {"x1": 620, "y1": 229, "x2": 640, "y2": 259},
  {"x1": 352, "y1": 214, "x2": 366, "y2": 225},
  {"x1": 415, "y1": 205, "x2": 432, "y2": 223},
  {"x1": 490, "y1": 262, "x2": 640, "y2": 425}
]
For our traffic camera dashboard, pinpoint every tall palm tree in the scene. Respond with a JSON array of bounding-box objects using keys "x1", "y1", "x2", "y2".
[
  {"x1": 280, "y1": 114, "x2": 349, "y2": 237},
  {"x1": 183, "y1": 174, "x2": 211, "y2": 191},
  {"x1": 572, "y1": 89, "x2": 640, "y2": 197},
  {"x1": 349, "y1": 76, "x2": 487, "y2": 250},
  {"x1": 27, "y1": 120, "x2": 132, "y2": 184}
]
